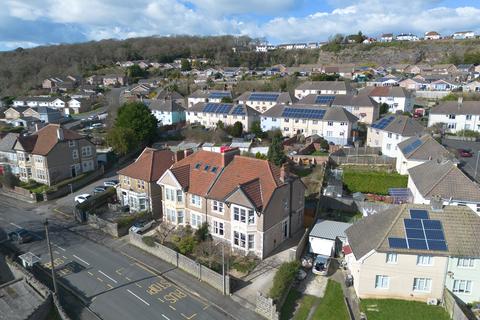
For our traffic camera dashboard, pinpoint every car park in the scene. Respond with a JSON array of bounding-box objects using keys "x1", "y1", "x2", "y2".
[
  {"x1": 104, "y1": 180, "x2": 119, "y2": 187},
  {"x1": 8, "y1": 229, "x2": 33, "y2": 244},
  {"x1": 129, "y1": 220, "x2": 155, "y2": 234},
  {"x1": 93, "y1": 186, "x2": 108, "y2": 194},
  {"x1": 312, "y1": 255, "x2": 330, "y2": 276},
  {"x1": 75, "y1": 194, "x2": 92, "y2": 203}
]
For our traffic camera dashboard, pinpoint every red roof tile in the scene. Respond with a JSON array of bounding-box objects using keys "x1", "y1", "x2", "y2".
[
  {"x1": 31, "y1": 124, "x2": 84, "y2": 155},
  {"x1": 118, "y1": 148, "x2": 175, "y2": 182}
]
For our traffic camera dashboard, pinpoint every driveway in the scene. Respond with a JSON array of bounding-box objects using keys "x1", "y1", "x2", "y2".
[{"x1": 442, "y1": 138, "x2": 480, "y2": 182}]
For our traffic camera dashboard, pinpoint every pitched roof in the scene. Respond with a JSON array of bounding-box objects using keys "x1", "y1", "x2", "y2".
[
  {"x1": 346, "y1": 204, "x2": 480, "y2": 259},
  {"x1": 430, "y1": 101, "x2": 480, "y2": 115},
  {"x1": 361, "y1": 86, "x2": 410, "y2": 98},
  {"x1": 295, "y1": 81, "x2": 349, "y2": 92},
  {"x1": 145, "y1": 99, "x2": 185, "y2": 112},
  {"x1": 207, "y1": 155, "x2": 284, "y2": 211},
  {"x1": 332, "y1": 94, "x2": 379, "y2": 108},
  {"x1": 408, "y1": 160, "x2": 480, "y2": 203},
  {"x1": 262, "y1": 104, "x2": 357, "y2": 122},
  {"x1": 324, "y1": 106, "x2": 359, "y2": 122},
  {"x1": 310, "y1": 219, "x2": 351, "y2": 240},
  {"x1": 189, "y1": 102, "x2": 260, "y2": 117},
  {"x1": 236, "y1": 91, "x2": 292, "y2": 104},
  {"x1": 30, "y1": 124, "x2": 84, "y2": 156},
  {"x1": 371, "y1": 114, "x2": 425, "y2": 136},
  {"x1": 0, "y1": 133, "x2": 19, "y2": 152},
  {"x1": 15, "y1": 135, "x2": 38, "y2": 153},
  {"x1": 156, "y1": 91, "x2": 184, "y2": 100},
  {"x1": 118, "y1": 148, "x2": 175, "y2": 182},
  {"x1": 397, "y1": 134, "x2": 451, "y2": 161}
]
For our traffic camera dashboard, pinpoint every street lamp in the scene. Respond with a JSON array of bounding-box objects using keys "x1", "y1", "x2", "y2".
[{"x1": 214, "y1": 241, "x2": 227, "y2": 295}]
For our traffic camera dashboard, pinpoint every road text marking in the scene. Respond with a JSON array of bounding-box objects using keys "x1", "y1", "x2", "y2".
[
  {"x1": 161, "y1": 315, "x2": 170, "y2": 320},
  {"x1": 127, "y1": 289, "x2": 150, "y2": 306}
]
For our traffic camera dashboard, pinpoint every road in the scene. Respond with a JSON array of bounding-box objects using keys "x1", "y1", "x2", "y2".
[
  {"x1": 0, "y1": 195, "x2": 234, "y2": 320},
  {"x1": 442, "y1": 138, "x2": 480, "y2": 182}
]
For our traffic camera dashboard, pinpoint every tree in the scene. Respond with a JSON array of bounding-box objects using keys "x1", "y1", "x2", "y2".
[
  {"x1": 220, "y1": 96, "x2": 233, "y2": 103},
  {"x1": 0, "y1": 166, "x2": 19, "y2": 189},
  {"x1": 126, "y1": 64, "x2": 147, "y2": 79},
  {"x1": 180, "y1": 59, "x2": 192, "y2": 71},
  {"x1": 194, "y1": 222, "x2": 211, "y2": 242},
  {"x1": 251, "y1": 120, "x2": 266, "y2": 138},
  {"x1": 267, "y1": 133, "x2": 286, "y2": 166},
  {"x1": 106, "y1": 127, "x2": 137, "y2": 155},
  {"x1": 379, "y1": 103, "x2": 390, "y2": 115},
  {"x1": 216, "y1": 120, "x2": 225, "y2": 130},
  {"x1": 229, "y1": 121, "x2": 243, "y2": 137},
  {"x1": 309, "y1": 73, "x2": 340, "y2": 81}
]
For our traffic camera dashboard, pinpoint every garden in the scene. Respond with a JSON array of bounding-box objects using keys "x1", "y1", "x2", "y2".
[
  {"x1": 360, "y1": 298, "x2": 450, "y2": 320},
  {"x1": 341, "y1": 166, "x2": 408, "y2": 195}
]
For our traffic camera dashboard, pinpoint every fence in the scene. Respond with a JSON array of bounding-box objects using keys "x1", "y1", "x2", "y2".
[
  {"x1": 443, "y1": 288, "x2": 476, "y2": 320},
  {"x1": 129, "y1": 232, "x2": 230, "y2": 294}
]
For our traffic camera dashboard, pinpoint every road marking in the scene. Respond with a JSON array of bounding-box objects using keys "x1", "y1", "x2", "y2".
[
  {"x1": 62, "y1": 255, "x2": 67, "y2": 260},
  {"x1": 106, "y1": 283, "x2": 113, "y2": 289},
  {"x1": 203, "y1": 305, "x2": 209, "y2": 310},
  {"x1": 181, "y1": 313, "x2": 197, "y2": 319},
  {"x1": 54, "y1": 250, "x2": 60, "y2": 255},
  {"x1": 125, "y1": 277, "x2": 132, "y2": 281},
  {"x1": 73, "y1": 255, "x2": 90, "y2": 266},
  {"x1": 98, "y1": 270, "x2": 118, "y2": 284},
  {"x1": 9, "y1": 222, "x2": 22, "y2": 228},
  {"x1": 54, "y1": 244, "x2": 66, "y2": 252},
  {"x1": 161, "y1": 315, "x2": 170, "y2": 320},
  {"x1": 135, "y1": 283, "x2": 143, "y2": 288},
  {"x1": 134, "y1": 262, "x2": 156, "y2": 275},
  {"x1": 127, "y1": 289, "x2": 150, "y2": 306},
  {"x1": 115, "y1": 268, "x2": 124, "y2": 275},
  {"x1": 53, "y1": 208, "x2": 70, "y2": 218},
  {"x1": 87, "y1": 271, "x2": 94, "y2": 276},
  {"x1": 169, "y1": 305, "x2": 176, "y2": 311},
  {"x1": 157, "y1": 297, "x2": 164, "y2": 303},
  {"x1": 97, "y1": 277, "x2": 104, "y2": 282}
]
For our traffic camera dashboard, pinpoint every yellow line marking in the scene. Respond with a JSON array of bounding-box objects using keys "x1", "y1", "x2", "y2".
[
  {"x1": 134, "y1": 262, "x2": 156, "y2": 275},
  {"x1": 181, "y1": 313, "x2": 197, "y2": 320},
  {"x1": 135, "y1": 283, "x2": 143, "y2": 288},
  {"x1": 125, "y1": 277, "x2": 132, "y2": 281},
  {"x1": 169, "y1": 305, "x2": 176, "y2": 311},
  {"x1": 106, "y1": 284, "x2": 113, "y2": 289},
  {"x1": 97, "y1": 277, "x2": 104, "y2": 282},
  {"x1": 157, "y1": 297, "x2": 164, "y2": 303},
  {"x1": 53, "y1": 208, "x2": 70, "y2": 218}
]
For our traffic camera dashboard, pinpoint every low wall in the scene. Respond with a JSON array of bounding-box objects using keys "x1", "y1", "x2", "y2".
[
  {"x1": 2, "y1": 186, "x2": 41, "y2": 202},
  {"x1": 288, "y1": 228, "x2": 309, "y2": 261},
  {"x1": 87, "y1": 214, "x2": 127, "y2": 238},
  {"x1": 415, "y1": 90, "x2": 451, "y2": 99},
  {"x1": 443, "y1": 288, "x2": 476, "y2": 320},
  {"x1": 445, "y1": 135, "x2": 479, "y2": 142},
  {"x1": 129, "y1": 232, "x2": 229, "y2": 294}
]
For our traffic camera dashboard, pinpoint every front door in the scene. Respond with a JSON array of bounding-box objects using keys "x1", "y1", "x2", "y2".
[{"x1": 71, "y1": 165, "x2": 76, "y2": 177}]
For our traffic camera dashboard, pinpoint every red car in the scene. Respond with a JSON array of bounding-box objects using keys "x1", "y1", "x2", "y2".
[{"x1": 458, "y1": 149, "x2": 473, "y2": 157}]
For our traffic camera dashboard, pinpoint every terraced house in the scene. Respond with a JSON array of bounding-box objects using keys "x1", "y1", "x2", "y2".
[
  {"x1": 157, "y1": 148, "x2": 305, "y2": 259},
  {"x1": 13, "y1": 124, "x2": 97, "y2": 186},
  {"x1": 237, "y1": 91, "x2": 292, "y2": 113}
]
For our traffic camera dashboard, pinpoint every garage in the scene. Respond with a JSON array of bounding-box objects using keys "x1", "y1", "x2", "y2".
[{"x1": 309, "y1": 219, "x2": 351, "y2": 257}]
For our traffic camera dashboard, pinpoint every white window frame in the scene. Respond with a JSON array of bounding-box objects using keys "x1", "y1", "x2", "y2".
[
  {"x1": 212, "y1": 200, "x2": 224, "y2": 213},
  {"x1": 190, "y1": 212, "x2": 202, "y2": 229},
  {"x1": 190, "y1": 194, "x2": 202, "y2": 207},
  {"x1": 248, "y1": 234, "x2": 255, "y2": 250},
  {"x1": 233, "y1": 231, "x2": 247, "y2": 249},
  {"x1": 72, "y1": 149, "x2": 79, "y2": 160},
  {"x1": 386, "y1": 253, "x2": 397, "y2": 264},
  {"x1": 457, "y1": 258, "x2": 475, "y2": 268},
  {"x1": 176, "y1": 190, "x2": 183, "y2": 202},
  {"x1": 165, "y1": 188, "x2": 175, "y2": 201},
  {"x1": 413, "y1": 277, "x2": 432, "y2": 292},
  {"x1": 212, "y1": 220, "x2": 224, "y2": 237},
  {"x1": 375, "y1": 275, "x2": 390, "y2": 289},
  {"x1": 177, "y1": 210, "x2": 184, "y2": 225},
  {"x1": 416, "y1": 255, "x2": 433, "y2": 266},
  {"x1": 453, "y1": 280, "x2": 472, "y2": 294}
]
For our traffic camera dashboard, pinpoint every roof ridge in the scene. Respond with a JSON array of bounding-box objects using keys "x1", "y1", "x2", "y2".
[{"x1": 424, "y1": 161, "x2": 455, "y2": 196}]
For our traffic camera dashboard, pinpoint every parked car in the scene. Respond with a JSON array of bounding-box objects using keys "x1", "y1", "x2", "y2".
[
  {"x1": 93, "y1": 186, "x2": 108, "y2": 194},
  {"x1": 8, "y1": 229, "x2": 33, "y2": 244},
  {"x1": 129, "y1": 220, "x2": 155, "y2": 234},
  {"x1": 104, "y1": 180, "x2": 119, "y2": 187},
  {"x1": 458, "y1": 149, "x2": 473, "y2": 157},
  {"x1": 312, "y1": 255, "x2": 330, "y2": 276},
  {"x1": 75, "y1": 194, "x2": 92, "y2": 204}
]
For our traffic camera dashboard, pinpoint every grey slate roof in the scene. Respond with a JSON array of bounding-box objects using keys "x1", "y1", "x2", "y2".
[
  {"x1": 0, "y1": 133, "x2": 19, "y2": 152},
  {"x1": 345, "y1": 204, "x2": 480, "y2": 259},
  {"x1": 397, "y1": 134, "x2": 451, "y2": 161},
  {"x1": 408, "y1": 159, "x2": 480, "y2": 202},
  {"x1": 295, "y1": 81, "x2": 350, "y2": 92},
  {"x1": 145, "y1": 99, "x2": 185, "y2": 112},
  {"x1": 324, "y1": 107, "x2": 359, "y2": 122},
  {"x1": 156, "y1": 91, "x2": 184, "y2": 100},
  {"x1": 360, "y1": 86, "x2": 411, "y2": 98},
  {"x1": 310, "y1": 219, "x2": 351, "y2": 240},
  {"x1": 37, "y1": 106, "x2": 60, "y2": 114},
  {"x1": 332, "y1": 94, "x2": 379, "y2": 108},
  {"x1": 371, "y1": 115, "x2": 425, "y2": 136},
  {"x1": 430, "y1": 101, "x2": 480, "y2": 115}
]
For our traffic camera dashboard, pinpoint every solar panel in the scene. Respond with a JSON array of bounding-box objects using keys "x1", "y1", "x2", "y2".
[
  {"x1": 405, "y1": 228, "x2": 425, "y2": 239},
  {"x1": 427, "y1": 239, "x2": 448, "y2": 251},
  {"x1": 408, "y1": 238, "x2": 428, "y2": 250},
  {"x1": 209, "y1": 92, "x2": 231, "y2": 99},
  {"x1": 388, "y1": 237, "x2": 408, "y2": 249},
  {"x1": 249, "y1": 93, "x2": 280, "y2": 102},
  {"x1": 282, "y1": 107, "x2": 325, "y2": 119},
  {"x1": 401, "y1": 139, "x2": 422, "y2": 155},
  {"x1": 404, "y1": 218, "x2": 423, "y2": 229},
  {"x1": 314, "y1": 95, "x2": 335, "y2": 105},
  {"x1": 371, "y1": 115, "x2": 395, "y2": 129},
  {"x1": 232, "y1": 105, "x2": 245, "y2": 115},
  {"x1": 423, "y1": 219, "x2": 442, "y2": 230},
  {"x1": 424, "y1": 229, "x2": 445, "y2": 240},
  {"x1": 410, "y1": 209, "x2": 429, "y2": 220}
]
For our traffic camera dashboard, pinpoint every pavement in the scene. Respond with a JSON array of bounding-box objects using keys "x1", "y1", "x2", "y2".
[
  {"x1": 0, "y1": 194, "x2": 262, "y2": 320},
  {"x1": 442, "y1": 138, "x2": 480, "y2": 182}
]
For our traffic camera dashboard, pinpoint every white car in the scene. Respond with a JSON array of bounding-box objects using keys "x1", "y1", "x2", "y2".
[
  {"x1": 312, "y1": 255, "x2": 330, "y2": 276},
  {"x1": 104, "y1": 180, "x2": 119, "y2": 187},
  {"x1": 75, "y1": 194, "x2": 92, "y2": 204},
  {"x1": 129, "y1": 220, "x2": 154, "y2": 233}
]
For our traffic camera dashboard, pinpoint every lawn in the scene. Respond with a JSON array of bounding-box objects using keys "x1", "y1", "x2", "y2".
[
  {"x1": 360, "y1": 299, "x2": 450, "y2": 320},
  {"x1": 312, "y1": 280, "x2": 349, "y2": 320},
  {"x1": 342, "y1": 168, "x2": 408, "y2": 195},
  {"x1": 280, "y1": 290, "x2": 317, "y2": 320}
]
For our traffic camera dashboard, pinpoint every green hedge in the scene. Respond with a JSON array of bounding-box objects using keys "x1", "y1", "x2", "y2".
[
  {"x1": 117, "y1": 211, "x2": 151, "y2": 229},
  {"x1": 269, "y1": 261, "x2": 300, "y2": 300}
]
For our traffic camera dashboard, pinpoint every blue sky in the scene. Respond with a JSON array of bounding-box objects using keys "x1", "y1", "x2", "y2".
[{"x1": 1, "y1": 0, "x2": 480, "y2": 51}]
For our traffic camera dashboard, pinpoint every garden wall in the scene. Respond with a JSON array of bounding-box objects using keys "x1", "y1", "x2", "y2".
[
  {"x1": 443, "y1": 288, "x2": 476, "y2": 320},
  {"x1": 87, "y1": 214, "x2": 128, "y2": 238},
  {"x1": 129, "y1": 232, "x2": 230, "y2": 294}
]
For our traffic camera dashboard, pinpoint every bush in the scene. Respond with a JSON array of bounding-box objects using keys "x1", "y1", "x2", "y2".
[
  {"x1": 343, "y1": 168, "x2": 408, "y2": 195},
  {"x1": 194, "y1": 222, "x2": 211, "y2": 242},
  {"x1": 176, "y1": 236, "x2": 197, "y2": 255},
  {"x1": 269, "y1": 261, "x2": 300, "y2": 300},
  {"x1": 231, "y1": 256, "x2": 258, "y2": 274},
  {"x1": 0, "y1": 168, "x2": 20, "y2": 189},
  {"x1": 142, "y1": 236, "x2": 156, "y2": 247},
  {"x1": 117, "y1": 211, "x2": 150, "y2": 229},
  {"x1": 455, "y1": 129, "x2": 480, "y2": 138}
]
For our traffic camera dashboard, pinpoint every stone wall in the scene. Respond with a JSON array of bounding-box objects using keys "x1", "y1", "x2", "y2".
[
  {"x1": 129, "y1": 232, "x2": 230, "y2": 294},
  {"x1": 87, "y1": 214, "x2": 127, "y2": 238},
  {"x1": 443, "y1": 288, "x2": 476, "y2": 320}
]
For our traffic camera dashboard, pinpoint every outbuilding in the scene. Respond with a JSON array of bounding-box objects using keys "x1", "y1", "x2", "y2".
[{"x1": 309, "y1": 219, "x2": 351, "y2": 257}]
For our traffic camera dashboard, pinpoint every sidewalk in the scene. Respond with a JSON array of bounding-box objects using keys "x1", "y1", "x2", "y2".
[{"x1": 66, "y1": 223, "x2": 263, "y2": 320}]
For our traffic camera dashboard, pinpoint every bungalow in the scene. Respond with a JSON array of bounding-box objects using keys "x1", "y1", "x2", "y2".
[
  {"x1": 408, "y1": 159, "x2": 480, "y2": 214},
  {"x1": 399, "y1": 78, "x2": 428, "y2": 91},
  {"x1": 457, "y1": 64, "x2": 475, "y2": 74},
  {"x1": 396, "y1": 33, "x2": 419, "y2": 41},
  {"x1": 426, "y1": 79, "x2": 460, "y2": 92},
  {"x1": 432, "y1": 64, "x2": 458, "y2": 75},
  {"x1": 453, "y1": 31, "x2": 475, "y2": 40},
  {"x1": 462, "y1": 80, "x2": 480, "y2": 93},
  {"x1": 103, "y1": 75, "x2": 126, "y2": 86},
  {"x1": 424, "y1": 31, "x2": 441, "y2": 40},
  {"x1": 367, "y1": 76, "x2": 402, "y2": 87}
]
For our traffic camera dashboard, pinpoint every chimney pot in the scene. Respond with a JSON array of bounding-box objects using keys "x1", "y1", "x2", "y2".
[
  {"x1": 56, "y1": 127, "x2": 64, "y2": 140},
  {"x1": 431, "y1": 195, "x2": 444, "y2": 211}
]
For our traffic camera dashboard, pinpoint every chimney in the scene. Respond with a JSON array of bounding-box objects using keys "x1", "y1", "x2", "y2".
[
  {"x1": 280, "y1": 163, "x2": 290, "y2": 183},
  {"x1": 174, "y1": 150, "x2": 184, "y2": 162},
  {"x1": 184, "y1": 148, "x2": 193, "y2": 158},
  {"x1": 56, "y1": 127, "x2": 64, "y2": 140},
  {"x1": 221, "y1": 147, "x2": 240, "y2": 167},
  {"x1": 431, "y1": 195, "x2": 444, "y2": 211},
  {"x1": 458, "y1": 96, "x2": 463, "y2": 109}
]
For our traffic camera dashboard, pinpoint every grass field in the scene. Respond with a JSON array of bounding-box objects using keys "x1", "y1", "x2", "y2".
[
  {"x1": 280, "y1": 290, "x2": 317, "y2": 320},
  {"x1": 342, "y1": 168, "x2": 408, "y2": 195},
  {"x1": 360, "y1": 299, "x2": 450, "y2": 320},
  {"x1": 312, "y1": 280, "x2": 349, "y2": 320}
]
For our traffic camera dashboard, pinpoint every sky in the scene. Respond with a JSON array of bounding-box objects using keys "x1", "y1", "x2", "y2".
[{"x1": 1, "y1": 0, "x2": 480, "y2": 51}]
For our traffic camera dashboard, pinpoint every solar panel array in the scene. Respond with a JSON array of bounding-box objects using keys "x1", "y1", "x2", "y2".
[
  {"x1": 209, "y1": 92, "x2": 231, "y2": 99},
  {"x1": 388, "y1": 209, "x2": 448, "y2": 251},
  {"x1": 401, "y1": 139, "x2": 422, "y2": 154},
  {"x1": 282, "y1": 107, "x2": 326, "y2": 119},
  {"x1": 249, "y1": 93, "x2": 280, "y2": 102},
  {"x1": 371, "y1": 115, "x2": 395, "y2": 129},
  {"x1": 314, "y1": 95, "x2": 336, "y2": 105},
  {"x1": 231, "y1": 105, "x2": 246, "y2": 115},
  {"x1": 202, "y1": 103, "x2": 233, "y2": 114}
]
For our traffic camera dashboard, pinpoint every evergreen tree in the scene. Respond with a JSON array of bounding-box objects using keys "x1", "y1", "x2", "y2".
[{"x1": 267, "y1": 133, "x2": 286, "y2": 166}]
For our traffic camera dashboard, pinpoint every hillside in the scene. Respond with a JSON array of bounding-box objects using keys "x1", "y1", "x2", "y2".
[{"x1": 1, "y1": 36, "x2": 480, "y2": 97}]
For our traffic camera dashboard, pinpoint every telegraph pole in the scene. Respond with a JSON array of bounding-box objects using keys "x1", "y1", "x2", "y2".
[{"x1": 44, "y1": 219, "x2": 58, "y2": 296}]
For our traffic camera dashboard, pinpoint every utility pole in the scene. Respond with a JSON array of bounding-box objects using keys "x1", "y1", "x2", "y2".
[
  {"x1": 222, "y1": 244, "x2": 225, "y2": 295},
  {"x1": 44, "y1": 219, "x2": 58, "y2": 296},
  {"x1": 475, "y1": 151, "x2": 480, "y2": 180}
]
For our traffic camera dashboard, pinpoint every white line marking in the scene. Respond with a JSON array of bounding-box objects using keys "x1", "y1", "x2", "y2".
[
  {"x1": 54, "y1": 244, "x2": 66, "y2": 252},
  {"x1": 98, "y1": 270, "x2": 118, "y2": 283},
  {"x1": 162, "y1": 315, "x2": 170, "y2": 320},
  {"x1": 73, "y1": 255, "x2": 90, "y2": 266},
  {"x1": 10, "y1": 223, "x2": 21, "y2": 228},
  {"x1": 127, "y1": 289, "x2": 150, "y2": 306}
]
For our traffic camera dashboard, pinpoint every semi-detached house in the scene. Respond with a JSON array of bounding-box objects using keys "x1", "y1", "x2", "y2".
[
  {"x1": 157, "y1": 148, "x2": 305, "y2": 259},
  {"x1": 428, "y1": 99, "x2": 480, "y2": 133},
  {"x1": 237, "y1": 91, "x2": 292, "y2": 114},
  {"x1": 294, "y1": 81, "x2": 351, "y2": 100}
]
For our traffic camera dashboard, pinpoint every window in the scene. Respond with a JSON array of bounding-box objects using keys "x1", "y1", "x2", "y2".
[
  {"x1": 234, "y1": 206, "x2": 254, "y2": 224},
  {"x1": 190, "y1": 213, "x2": 202, "y2": 228},
  {"x1": 375, "y1": 275, "x2": 390, "y2": 289},
  {"x1": 166, "y1": 208, "x2": 176, "y2": 223},
  {"x1": 386, "y1": 143, "x2": 391, "y2": 150},
  {"x1": 417, "y1": 255, "x2": 433, "y2": 266},
  {"x1": 190, "y1": 194, "x2": 201, "y2": 207},
  {"x1": 284, "y1": 127, "x2": 289, "y2": 132},
  {"x1": 165, "y1": 188, "x2": 175, "y2": 201},
  {"x1": 448, "y1": 114, "x2": 456, "y2": 119},
  {"x1": 36, "y1": 169, "x2": 46, "y2": 180},
  {"x1": 457, "y1": 258, "x2": 475, "y2": 268},
  {"x1": 72, "y1": 149, "x2": 78, "y2": 160},
  {"x1": 68, "y1": 140, "x2": 76, "y2": 148},
  {"x1": 138, "y1": 198, "x2": 147, "y2": 211},
  {"x1": 453, "y1": 280, "x2": 472, "y2": 294},
  {"x1": 213, "y1": 220, "x2": 224, "y2": 236},
  {"x1": 386, "y1": 253, "x2": 397, "y2": 264},
  {"x1": 413, "y1": 278, "x2": 432, "y2": 292},
  {"x1": 248, "y1": 234, "x2": 255, "y2": 250},
  {"x1": 388, "y1": 133, "x2": 392, "y2": 138},
  {"x1": 340, "y1": 122, "x2": 346, "y2": 126},
  {"x1": 327, "y1": 121, "x2": 333, "y2": 126},
  {"x1": 212, "y1": 201, "x2": 224, "y2": 213},
  {"x1": 177, "y1": 210, "x2": 184, "y2": 224},
  {"x1": 234, "y1": 231, "x2": 246, "y2": 248},
  {"x1": 137, "y1": 180, "x2": 145, "y2": 189},
  {"x1": 447, "y1": 123, "x2": 456, "y2": 129},
  {"x1": 284, "y1": 118, "x2": 289, "y2": 123},
  {"x1": 34, "y1": 156, "x2": 43, "y2": 164},
  {"x1": 326, "y1": 131, "x2": 333, "y2": 137},
  {"x1": 312, "y1": 120, "x2": 318, "y2": 124},
  {"x1": 81, "y1": 146, "x2": 92, "y2": 157},
  {"x1": 466, "y1": 114, "x2": 472, "y2": 120},
  {"x1": 248, "y1": 210, "x2": 255, "y2": 224},
  {"x1": 176, "y1": 190, "x2": 183, "y2": 202}
]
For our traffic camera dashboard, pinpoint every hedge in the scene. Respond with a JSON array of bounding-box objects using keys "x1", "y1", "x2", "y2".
[{"x1": 269, "y1": 261, "x2": 301, "y2": 300}]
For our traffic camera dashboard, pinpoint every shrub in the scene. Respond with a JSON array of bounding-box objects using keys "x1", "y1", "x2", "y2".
[
  {"x1": 176, "y1": 236, "x2": 197, "y2": 255},
  {"x1": 194, "y1": 222, "x2": 211, "y2": 242},
  {"x1": 142, "y1": 236, "x2": 156, "y2": 247},
  {"x1": 269, "y1": 261, "x2": 300, "y2": 300},
  {"x1": 231, "y1": 256, "x2": 258, "y2": 274}
]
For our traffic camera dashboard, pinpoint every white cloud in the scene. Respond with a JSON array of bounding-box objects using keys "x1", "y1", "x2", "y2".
[{"x1": 188, "y1": 0, "x2": 297, "y2": 16}]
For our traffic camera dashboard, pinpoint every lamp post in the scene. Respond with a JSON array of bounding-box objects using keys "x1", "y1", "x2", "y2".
[
  {"x1": 214, "y1": 242, "x2": 226, "y2": 295},
  {"x1": 44, "y1": 219, "x2": 58, "y2": 296}
]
